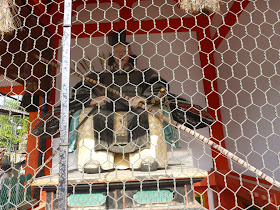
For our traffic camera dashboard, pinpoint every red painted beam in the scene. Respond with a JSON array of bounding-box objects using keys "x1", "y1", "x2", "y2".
[
  {"x1": 216, "y1": 173, "x2": 280, "y2": 209},
  {"x1": 213, "y1": 0, "x2": 250, "y2": 49},
  {"x1": 0, "y1": 86, "x2": 24, "y2": 95},
  {"x1": 26, "y1": 0, "x2": 51, "y2": 31},
  {"x1": 26, "y1": 0, "x2": 215, "y2": 39},
  {"x1": 70, "y1": 17, "x2": 197, "y2": 39},
  {"x1": 48, "y1": 0, "x2": 200, "y2": 37},
  {"x1": 197, "y1": 24, "x2": 229, "y2": 170},
  {"x1": 199, "y1": 1, "x2": 251, "y2": 208},
  {"x1": 196, "y1": 13, "x2": 237, "y2": 208},
  {"x1": 219, "y1": 169, "x2": 280, "y2": 198},
  {"x1": 26, "y1": 0, "x2": 47, "y2": 15},
  {"x1": 40, "y1": 0, "x2": 163, "y2": 35}
]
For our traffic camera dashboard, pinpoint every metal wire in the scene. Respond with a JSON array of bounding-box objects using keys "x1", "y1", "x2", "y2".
[{"x1": 1, "y1": 1, "x2": 280, "y2": 209}]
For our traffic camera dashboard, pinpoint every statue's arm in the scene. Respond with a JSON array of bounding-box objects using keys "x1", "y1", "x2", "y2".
[{"x1": 141, "y1": 69, "x2": 169, "y2": 103}]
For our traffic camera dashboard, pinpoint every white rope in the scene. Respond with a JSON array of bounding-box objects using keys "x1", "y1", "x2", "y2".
[
  {"x1": 178, "y1": 0, "x2": 221, "y2": 14},
  {"x1": 0, "y1": 0, "x2": 21, "y2": 33}
]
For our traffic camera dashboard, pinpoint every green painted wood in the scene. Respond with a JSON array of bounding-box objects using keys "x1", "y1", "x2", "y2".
[
  {"x1": 133, "y1": 189, "x2": 173, "y2": 203},
  {"x1": 0, "y1": 174, "x2": 34, "y2": 209},
  {"x1": 9, "y1": 177, "x2": 18, "y2": 208},
  {"x1": 68, "y1": 192, "x2": 106, "y2": 207},
  {"x1": 0, "y1": 178, "x2": 10, "y2": 210},
  {"x1": 17, "y1": 175, "x2": 25, "y2": 205},
  {"x1": 25, "y1": 174, "x2": 32, "y2": 201}
]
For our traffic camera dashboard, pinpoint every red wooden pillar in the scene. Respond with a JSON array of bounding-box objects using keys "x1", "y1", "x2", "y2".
[
  {"x1": 196, "y1": 26, "x2": 230, "y2": 171},
  {"x1": 196, "y1": 16, "x2": 236, "y2": 209},
  {"x1": 195, "y1": 1, "x2": 250, "y2": 208},
  {"x1": 25, "y1": 111, "x2": 40, "y2": 176}
]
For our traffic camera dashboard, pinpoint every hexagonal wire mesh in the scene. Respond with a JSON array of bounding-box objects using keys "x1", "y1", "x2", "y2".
[{"x1": 0, "y1": 0, "x2": 280, "y2": 209}]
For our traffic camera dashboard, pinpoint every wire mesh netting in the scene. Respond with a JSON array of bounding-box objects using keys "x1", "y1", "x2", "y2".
[{"x1": 0, "y1": 0, "x2": 280, "y2": 209}]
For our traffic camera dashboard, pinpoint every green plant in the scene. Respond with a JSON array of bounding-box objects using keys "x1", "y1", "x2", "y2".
[{"x1": 0, "y1": 97, "x2": 29, "y2": 148}]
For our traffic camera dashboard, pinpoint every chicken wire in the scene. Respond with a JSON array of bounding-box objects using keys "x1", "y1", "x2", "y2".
[{"x1": 0, "y1": 0, "x2": 280, "y2": 209}]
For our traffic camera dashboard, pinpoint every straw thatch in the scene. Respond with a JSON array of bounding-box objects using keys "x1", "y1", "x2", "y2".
[
  {"x1": 178, "y1": 0, "x2": 220, "y2": 14},
  {"x1": 0, "y1": 0, "x2": 21, "y2": 34}
]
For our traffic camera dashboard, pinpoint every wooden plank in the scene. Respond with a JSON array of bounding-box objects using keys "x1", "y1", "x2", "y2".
[{"x1": 31, "y1": 165, "x2": 208, "y2": 187}]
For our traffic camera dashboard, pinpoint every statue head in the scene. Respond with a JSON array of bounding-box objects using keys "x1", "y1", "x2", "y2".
[
  {"x1": 113, "y1": 42, "x2": 132, "y2": 70},
  {"x1": 108, "y1": 29, "x2": 136, "y2": 71}
]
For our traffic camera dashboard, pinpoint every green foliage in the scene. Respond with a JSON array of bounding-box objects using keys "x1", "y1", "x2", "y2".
[{"x1": 0, "y1": 97, "x2": 29, "y2": 148}]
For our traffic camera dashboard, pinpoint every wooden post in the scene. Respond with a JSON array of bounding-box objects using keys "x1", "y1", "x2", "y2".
[{"x1": 196, "y1": 16, "x2": 235, "y2": 208}]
